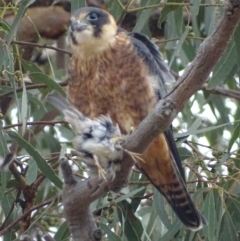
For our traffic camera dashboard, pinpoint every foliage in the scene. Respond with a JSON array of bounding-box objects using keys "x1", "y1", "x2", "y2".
[{"x1": 0, "y1": 0, "x2": 240, "y2": 240}]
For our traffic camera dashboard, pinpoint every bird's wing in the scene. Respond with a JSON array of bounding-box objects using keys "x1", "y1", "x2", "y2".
[
  {"x1": 128, "y1": 32, "x2": 206, "y2": 230},
  {"x1": 128, "y1": 32, "x2": 185, "y2": 179}
]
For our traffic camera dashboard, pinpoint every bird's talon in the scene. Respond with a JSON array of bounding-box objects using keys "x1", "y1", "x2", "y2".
[
  {"x1": 124, "y1": 149, "x2": 144, "y2": 163},
  {"x1": 93, "y1": 155, "x2": 107, "y2": 181}
]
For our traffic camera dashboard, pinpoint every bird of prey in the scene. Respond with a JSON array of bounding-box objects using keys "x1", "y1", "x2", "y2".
[
  {"x1": 46, "y1": 91, "x2": 124, "y2": 180},
  {"x1": 67, "y1": 7, "x2": 206, "y2": 230}
]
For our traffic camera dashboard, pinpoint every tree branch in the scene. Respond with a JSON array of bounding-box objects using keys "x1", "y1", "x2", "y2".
[
  {"x1": 12, "y1": 40, "x2": 72, "y2": 56},
  {"x1": 0, "y1": 199, "x2": 55, "y2": 236},
  {"x1": 61, "y1": 1, "x2": 240, "y2": 241},
  {"x1": 202, "y1": 83, "x2": 240, "y2": 100}
]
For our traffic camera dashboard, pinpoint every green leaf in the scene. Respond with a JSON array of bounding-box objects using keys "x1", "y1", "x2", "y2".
[
  {"x1": 71, "y1": 0, "x2": 86, "y2": 13},
  {"x1": 219, "y1": 211, "x2": 238, "y2": 241},
  {"x1": 174, "y1": 121, "x2": 236, "y2": 138},
  {"x1": 169, "y1": 26, "x2": 189, "y2": 67},
  {"x1": 158, "y1": 0, "x2": 181, "y2": 28},
  {"x1": 22, "y1": 61, "x2": 65, "y2": 96},
  {"x1": 0, "y1": 122, "x2": 11, "y2": 202},
  {"x1": 153, "y1": 188, "x2": 171, "y2": 229},
  {"x1": 54, "y1": 221, "x2": 70, "y2": 241},
  {"x1": 234, "y1": 23, "x2": 240, "y2": 68},
  {"x1": 6, "y1": 131, "x2": 63, "y2": 189},
  {"x1": 228, "y1": 123, "x2": 240, "y2": 153},
  {"x1": 177, "y1": 147, "x2": 192, "y2": 161},
  {"x1": 208, "y1": 40, "x2": 237, "y2": 89},
  {"x1": 0, "y1": 41, "x2": 4, "y2": 72},
  {"x1": 204, "y1": 2, "x2": 218, "y2": 36},
  {"x1": 144, "y1": 207, "x2": 159, "y2": 240},
  {"x1": 190, "y1": 0, "x2": 201, "y2": 16},
  {"x1": 99, "y1": 223, "x2": 121, "y2": 241},
  {"x1": 21, "y1": 80, "x2": 28, "y2": 136},
  {"x1": 6, "y1": 0, "x2": 35, "y2": 45},
  {"x1": 114, "y1": 187, "x2": 145, "y2": 203},
  {"x1": 118, "y1": 200, "x2": 143, "y2": 241},
  {"x1": 130, "y1": 173, "x2": 147, "y2": 212},
  {"x1": 158, "y1": 219, "x2": 182, "y2": 241},
  {"x1": 202, "y1": 191, "x2": 216, "y2": 241},
  {"x1": 106, "y1": 0, "x2": 124, "y2": 21},
  {"x1": 133, "y1": 0, "x2": 160, "y2": 33},
  {"x1": 26, "y1": 159, "x2": 38, "y2": 185}
]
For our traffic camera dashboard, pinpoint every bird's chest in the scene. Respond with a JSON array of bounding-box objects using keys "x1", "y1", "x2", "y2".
[
  {"x1": 68, "y1": 48, "x2": 157, "y2": 133},
  {"x1": 68, "y1": 56, "x2": 116, "y2": 118}
]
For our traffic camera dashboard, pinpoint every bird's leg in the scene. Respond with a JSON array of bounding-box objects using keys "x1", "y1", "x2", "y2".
[{"x1": 93, "y1": 154, "x2": 107, "y2": 181}]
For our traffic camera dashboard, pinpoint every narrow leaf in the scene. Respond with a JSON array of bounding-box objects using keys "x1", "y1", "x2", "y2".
[
  {"x1": 158, "y1": 0, "x2": 182, "y2": 27},
  {"x1": 0, "y1": 122, "x2": 11, "y2": 202},
  {"x1": 190, "y1": 0, "x2": 201, "y2": 16},
  {"x1": 22, "y1": 61, "x2": 65, "y2": 96},
  {"x1": 21, "y1": 80, "x2": 28, "y2": 136},
  {"x1": 99, "y1": 223, "x2": 121, "y2": 241},
  {"x1": 203, "y1": 191, "x2": 216, "y2": 241},
  {"x1": 6, "y1": 0, "x2": 35, "y2": 45},
  {"x1": 54, "y1": 221, "x2": 70, "y2": 241},
  {"x1": 114, "y1": 187, "x2": 145, "y2": 203},
  {"x1": 133, "y1": 0, "x2": 160, "y2": 33},
  {"x1": 71, "y1": 0, "x2": 86, "y2": 13},
  {"x1": 158, "y1": 219, "x2": 182, "y2": 241},
  {"x1": 26, "y1": 159, "x2": 38, "y2": 185},
  {"x1": 174, "y1": 121, "x2": 235, "y2": 138},
  {"x1": 6, "y1": 131, "x2": 63, "y2": 189},
  {"x1": 208, "y1": 40, "x2": 237, "y2": 89},
  {"x1": 118, "y1": 200, "x2": 143, "y2": 241},
  {"x1": 169, "y1": 26, "x2": 189, "y2": 67},
  {"x1": 153, "y1": 189, "x2": 171, "y2": 229},
  {"x1": 234, "y1": 23, "x2": 240, "y2": 68},
  {"x1": 220, "y1": 211, "x2": 238, "y2": 241},
  {"x1": 228, "y1": 123, "x2": 240, "y2": 153}
]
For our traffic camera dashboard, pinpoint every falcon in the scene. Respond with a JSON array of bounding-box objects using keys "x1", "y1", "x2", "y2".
[{"x1": 67, "y1": 7, "x2": 206, "y2": 230}]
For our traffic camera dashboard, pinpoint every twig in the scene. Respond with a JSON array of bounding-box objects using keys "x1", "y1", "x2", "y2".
[
  {"x1": 125, "y1": 2, "x2": 223, "y2": 13},
  {"x1": 3, "y1": 120, "x2": 68, "y2": 130},
  {"x1": 185, "y1": 140, "x2": 214, "y2": 161},
  {"x1": 0, "y1": 199, "x2": 55, "y2": 236},
  {"x1": 12, "y1": 40, "x2": 72, "y2": 56},
  {"x1": 0, "y1": 81, "x2": 68, "y2": 99},
  {"x1": 202, "y1": 83, "x2": 240, "y2": 101}
]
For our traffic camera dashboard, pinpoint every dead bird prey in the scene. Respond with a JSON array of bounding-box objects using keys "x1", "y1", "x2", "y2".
[{"x1": 46, "y1": 91, "x2": 141, "y2": 180}]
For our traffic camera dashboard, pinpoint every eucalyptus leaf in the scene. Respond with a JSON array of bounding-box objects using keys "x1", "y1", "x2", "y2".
[{"x1": 6, "y1": 131, "x2": 63, "y2": 189}]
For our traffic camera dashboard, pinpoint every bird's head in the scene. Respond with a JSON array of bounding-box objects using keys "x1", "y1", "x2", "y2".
[{"x1": 69, "y1": 7, "x2": 118, "y2": 55}]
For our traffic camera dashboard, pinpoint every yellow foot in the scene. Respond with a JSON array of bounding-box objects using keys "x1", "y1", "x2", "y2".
[
  {"x1": 124, "y1": 149, "x2": 145, "y2": 163},
  {"x1": 93, "y1": 154, "x2": 107, "y2": 181}
]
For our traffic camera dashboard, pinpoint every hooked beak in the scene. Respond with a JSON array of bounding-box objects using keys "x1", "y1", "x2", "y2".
[{"x1": 70, "y1": 19, "x2": 88, "y2": 32}]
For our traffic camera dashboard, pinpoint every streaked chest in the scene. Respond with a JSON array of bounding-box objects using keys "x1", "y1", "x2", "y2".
[{"x1": 67, "y1": 36, "x2": 157, "y2": 132}]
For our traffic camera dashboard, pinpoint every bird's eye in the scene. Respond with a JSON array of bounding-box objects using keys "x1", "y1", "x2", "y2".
[{"x1": 87, "y1": 12, "x2": 98, "y2": 21}]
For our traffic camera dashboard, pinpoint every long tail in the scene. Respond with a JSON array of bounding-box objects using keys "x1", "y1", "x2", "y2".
[
  {"x1": 138, "y1": 134, "x2": 207, "y2": 231},
  {"x1": 161, "y1": 153, "x2": 207, "y2": 230}
]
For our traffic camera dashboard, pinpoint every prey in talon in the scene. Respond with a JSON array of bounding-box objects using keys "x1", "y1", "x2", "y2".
[
  {"x1": 110, "y1": 135, "x2": 144, "y2": 164},
  {"x1": 46, "y1": 91, "x2": 124, "y2": 180}
]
